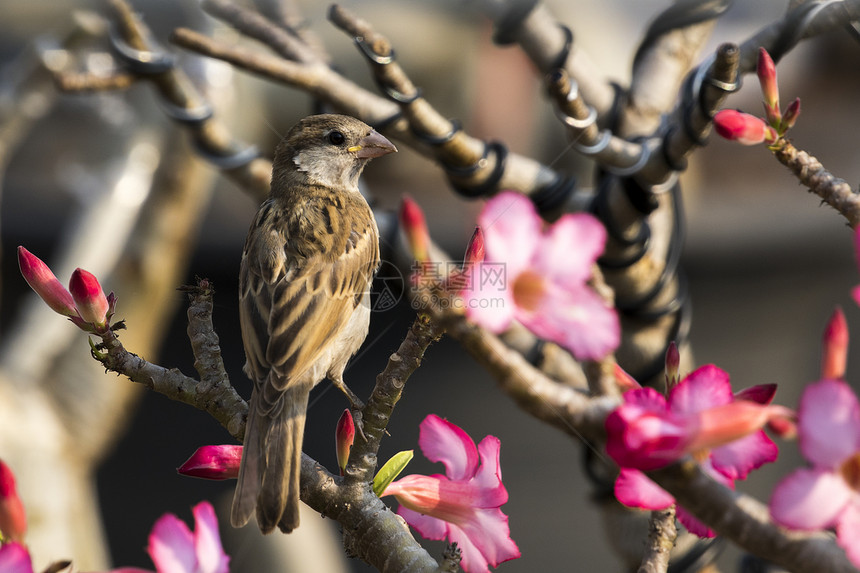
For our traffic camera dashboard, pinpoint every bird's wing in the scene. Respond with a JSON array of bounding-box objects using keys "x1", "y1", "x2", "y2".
[{"x1": 239, "y1": 199, "x2": 378, "y2": 398}]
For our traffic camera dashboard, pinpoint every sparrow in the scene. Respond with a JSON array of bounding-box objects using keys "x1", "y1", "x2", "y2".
[{"x1": 231, "y1": 114, "x2": 396, "y2": 534}]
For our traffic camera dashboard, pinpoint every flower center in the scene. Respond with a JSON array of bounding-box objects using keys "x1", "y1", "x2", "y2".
[
  {"x1": 840, "y1": 453, "x2": 860, "y2": 491},
  {"x1": 512, "y1": 270, "x2": 545, "y2": 312}
]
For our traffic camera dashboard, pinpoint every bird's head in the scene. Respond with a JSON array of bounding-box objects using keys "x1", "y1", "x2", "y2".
[{"x1": 274, "y1": 114, "x2": 397, "y2": 191}]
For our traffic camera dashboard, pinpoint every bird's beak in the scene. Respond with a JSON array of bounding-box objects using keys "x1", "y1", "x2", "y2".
[{"x1": 349, "y1": 131, "x2": 397, "y2": 159}]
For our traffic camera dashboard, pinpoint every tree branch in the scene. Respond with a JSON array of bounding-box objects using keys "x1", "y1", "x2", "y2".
[
  {"x1": 649, "y1": 460, "x2": 858, "y2": 573},
  {"x1": 771, "y1": 140, "x2": 860, "y2": 228}
]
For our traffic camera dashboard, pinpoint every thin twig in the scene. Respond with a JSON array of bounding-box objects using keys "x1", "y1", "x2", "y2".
[
  {"x1": 346, "y1": 314, "x2": 444, "y2": 485},
  {"x1": 771, "y1": 140, "x2": 860, "y2": 228}
]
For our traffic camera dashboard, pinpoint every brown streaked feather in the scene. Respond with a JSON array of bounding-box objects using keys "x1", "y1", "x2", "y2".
[{"x1": 240, "y1": 191, "x2": 379, "y2": 398}]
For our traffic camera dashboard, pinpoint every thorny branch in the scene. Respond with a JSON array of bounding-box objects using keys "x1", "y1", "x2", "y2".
[{"x1": 771, "y1": 140, "x2": 860, "y2": 228}]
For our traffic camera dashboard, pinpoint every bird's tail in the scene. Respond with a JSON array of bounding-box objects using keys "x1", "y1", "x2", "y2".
[{"x1": 231, "y1": 384, "x2": 309, "y2": 534}]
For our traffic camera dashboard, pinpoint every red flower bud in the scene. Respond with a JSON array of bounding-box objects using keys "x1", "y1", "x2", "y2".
[
  {"x1": 714, "y1": 110, "x2": 778, "y2": 145},
  {"x1": 399, "y1": 195, "x2": 430, "y2": 263},
  {"x1": 17, "y1": 246, "x2": 78, "y2": 318},
  {"x1": 780, "y1": 97, "x2": 801, "y2": 131},
  {"x1": 757, "y1": 47, "x2": 781, "y2": 126},
  {"x1": 69, "y1": 268, "x2": 109, "y2": 329},
  {"x1": 177, "y1": 445, "x2": 242, "y2": 480},
  {"x1": 0, "y1": 460, "x2": 27, "y2": 542},
  {"x1": 821, "y1": 306, "x2": 849, "y2": 380},
  {"x1": 336, "y1": 409, "x2": 356, "y2": 475}
]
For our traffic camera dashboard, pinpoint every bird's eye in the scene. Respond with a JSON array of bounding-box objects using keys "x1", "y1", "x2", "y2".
[{"x1": 327, "y1": 131, "x2": 346, "y2": 146}]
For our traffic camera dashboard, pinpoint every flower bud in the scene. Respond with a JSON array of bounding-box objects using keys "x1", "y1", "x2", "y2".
[
  {"x1": 69, "y1": 268, "x2": 109, "y2": 329},
  {"x1": 780, "y1": 97, "x2": 801, "y2": 132},
  {"x1": 177, "y1": 445, "x2": 242, "y2": 480},
  {"x1": 336, "y1": 409, "x2": 355, "y2": 475},
  {"x1": 757, "y1": 47, "x2": 781, "y2": 126},
  {"x1": 714, "y1": 110, "x2": 778, "y2": 145},
  {"x1": 399, "y1": 195, "x2": 430, "y2": 263},
  {"x1": 463, "y1": 227, "x2": 485, "y2": 266},
  {"x1": 664, "y1": 341, "x2": 680, "y2": 391},
  {"x1": 17, "y1": 246, "x2": 78, "y2": 318},
  {"x1": 447, "y1": 227, "x2": 485, "y2": 293},
  {"x1": 0, "y1": 460, "x2": 27, "y2": 542},
  {"x1": 821, "y1": 306, "x2": 848, "y2": 380}
]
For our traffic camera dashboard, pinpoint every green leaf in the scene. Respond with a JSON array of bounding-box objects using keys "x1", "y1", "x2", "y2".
[{"x1": 372, "y1": 450, "x2": 414, "y2": 496}]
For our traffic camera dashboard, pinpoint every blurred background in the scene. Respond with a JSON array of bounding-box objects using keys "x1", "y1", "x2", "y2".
[{"x1": 1, "y1": 0, "x2": 859, "y2": 571}]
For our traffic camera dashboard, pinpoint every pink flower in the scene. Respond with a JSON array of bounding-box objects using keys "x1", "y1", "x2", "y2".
[
  {"x1": 713, "y1": 110, "x2": 778, "y2": 145},
  {"x1": 606, "y1": 365, "x2": 788, "y2": 537},
  {"x1": 17, "y1": 246, "x2": 78, "y2": 318},
  {"x1": 462, "y1": 191, "x2": 619, "y2": 360},
  {"x1": 112, "y1": 501, "x2": 229, "y2": 573},
  {"x1": 0, "y1": 542, "x2": 33, "y2": 573},
  {"x1": 382, "y1": 415, "x2": 520, "y2": 573},
  {"x1": 69, "y1": 268, "x2": 110, "y2": 329},
  {"x1": 769, "y1": 379, "x2": 860, "y2": 567},
  {"x1": 336, "y1": 409, "x2": 355, "y2": 475},
  {"x1": 177, "y1": 446, "x2": 242, "y2": 481},
  {"x1": 0, "y1": 460, "x2": 27, "y2": 542}
]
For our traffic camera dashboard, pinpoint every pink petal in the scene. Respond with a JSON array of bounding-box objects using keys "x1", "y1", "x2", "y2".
[
  {"x1": 624, "y1": 387, "x2": 669, "y2": 412},
  {"x1": 614, "y1": 468, "x2": 674, "y2": 509},
  {"x1": 669, "y1": 365, "x2": 733, "y2": 415},
  {"x1": 520, "y1": 282, "x2": 619, "y2": 360},
  {"x1": 532, "y1": 213, "x2": 606, "y2": 288},
  {"x1": 836, "y1": 500, "x2": 860, "y2": 569},
  {"x1": 397, "y1": 505, "x2": 448, "y2": 540},
  {"x1": 192, "y1": 502, "x2": 229, "y2": 573},
  {"x1": 0, "y1": 543, "x2": 34, "y2": 573},
  {"x1": 418, "y1": 415, "x2": 479, "y2": 481},
  {"x1": 471, "y1": 436, "x2": 508, "y2": 507},
  {"x1": 453, "y1": 507, "x2": 521, "y2": 572},
  {"x1": 148, "y1": 512, "x2": 196, "y2": 573},
  {"x1": 770, "y1": 468, "x2": 852, "y2": 530},
  {"x1": 709, "y1": 431, "x2": 777, "y2": 481},
  {"x1": 606, "y1": 388, "x2": 690, "y2": 470},
  {"x1": 676, "y1": 505, "x2": 715, "y2": 538},
  {"x1": 798, "y1": 379, "x2": 860, "y2": 468},
  {"x1": 177, "y1": 445, "x2": 242, "y2": 480},
  {"x1": 0, "y1": 460, "x2": 27, "y2": 542},
  {"x1": 677, "y1": 459, "x2": 735, "y2": 538},
  {"x1": 734, "y1": 384, "x2": 777, "y2": 405},
  {"x1": 710, "y1": 430, "x2": 778, "y2": 480},
  {"x1": 853, "y1": 285, "x2": 860, "y2": 308},
  {"x1": 463, "y1": 285, "x2": 515, "y2": 333},
  {"x1": 479, "y1": 192, "x2": 540, "y2": 277}
]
